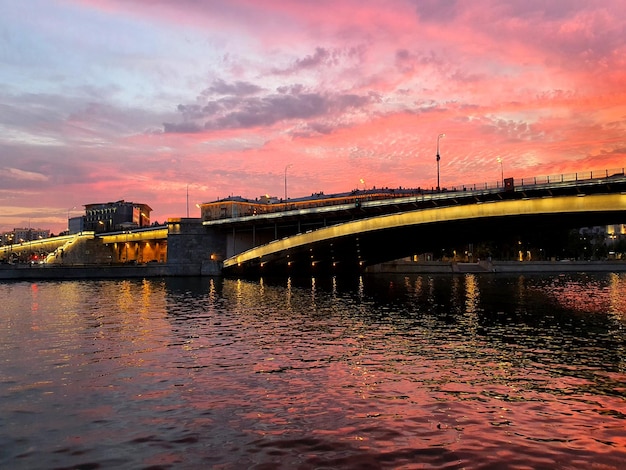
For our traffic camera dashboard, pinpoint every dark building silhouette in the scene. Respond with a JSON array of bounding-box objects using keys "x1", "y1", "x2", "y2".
[{"x1": 83, "y1": 200, "x2": 152, "y2": 233}]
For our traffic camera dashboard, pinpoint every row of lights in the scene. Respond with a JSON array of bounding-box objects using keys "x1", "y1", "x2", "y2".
[{"x1": 249, "y1": 238, "x2": 365, "y2": 270}]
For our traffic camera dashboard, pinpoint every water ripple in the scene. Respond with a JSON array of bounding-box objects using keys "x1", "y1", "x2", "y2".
[{"x1": 1, "y1": 273, "x2": 625, "y2": 469}]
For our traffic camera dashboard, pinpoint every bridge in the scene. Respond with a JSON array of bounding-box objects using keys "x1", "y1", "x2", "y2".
[
  {"x1": 206, "y1": 169, "x2": 626, "y2": 276},
  {"x1": 2, "y1": 168, "x2": 625, "y2": 278}
]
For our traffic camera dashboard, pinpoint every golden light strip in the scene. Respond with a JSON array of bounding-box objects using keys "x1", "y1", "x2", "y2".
[
  {"x1": 223, "y1": 193, "x2": 626, "y2": 268},
  {"x1": 99, "y1": 229, "x2": 169, "y2": 244}
]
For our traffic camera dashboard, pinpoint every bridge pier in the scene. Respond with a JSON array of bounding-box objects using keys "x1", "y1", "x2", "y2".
[{"x1": 167, "y1": 218, "x2": 227, "y2": 276}]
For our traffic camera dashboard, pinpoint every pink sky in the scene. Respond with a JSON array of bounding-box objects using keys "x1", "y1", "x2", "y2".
[{"x1": 1, "y1": 0, "x2": 625, "y2": 234}]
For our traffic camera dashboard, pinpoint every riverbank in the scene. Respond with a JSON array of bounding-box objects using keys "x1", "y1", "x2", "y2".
[
  {"x1": 2, "y1": 259, "x2": 626, "y2": 281},
  {"x1": 0, "y1": 263, "x2": 170, "y2": 281},
  {"x1": 366, "y1": 259, "x2": 626, "y2": 274}
]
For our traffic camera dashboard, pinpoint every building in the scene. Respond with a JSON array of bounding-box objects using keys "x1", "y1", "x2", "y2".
[
  {"x1": 198, "y1": 189, "x2": 426, "y2": 221},
  {"x1": 11, "y1": 228, "x2": 50, "y2": 243},
  {"x1": 1, "y1": 228, "x2": 51, "y2": 245},
  {"x1": 68, "y1": 216, "x2": 85, "y2": 235},
  {"x1": 83, "y1": 200, "x2": 152, "y2": 233},
  {"x1": 607, "y1": 224, "x2": 626, "y2": 240}
]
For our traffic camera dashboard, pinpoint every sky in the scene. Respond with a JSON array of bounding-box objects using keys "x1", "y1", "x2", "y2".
[{"x1": 1, "y1": 0, "x2": 626, "y2": 234}]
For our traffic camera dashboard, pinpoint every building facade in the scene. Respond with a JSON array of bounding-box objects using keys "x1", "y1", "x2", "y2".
[
  {"x1": 83, "y1": 200, "x2": 152, "y2": 233},
  {"x1": 1, "y1": 228, "x2": 51, "y2": 245},
  {"x1": 198, "y1": 190, "x2": 426, "y2": 221},
  {"x1": 68, "y1": 216, "x2": 85, "y2": 235}
]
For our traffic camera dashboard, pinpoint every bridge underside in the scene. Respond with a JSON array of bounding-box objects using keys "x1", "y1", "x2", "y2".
[{"x1": 222, "y1": 193, "x2": 626, "y2": 277}]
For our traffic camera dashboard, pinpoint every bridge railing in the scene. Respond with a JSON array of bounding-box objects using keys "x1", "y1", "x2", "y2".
[
  {"x1": 517, "y1": 168, "x2": 625, "y2": 187},
  {"x1": 448, "y1": 167, "x2": 625, "y2": 192}
]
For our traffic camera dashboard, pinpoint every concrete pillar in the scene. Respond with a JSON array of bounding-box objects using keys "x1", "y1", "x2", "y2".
[{"x1": 166, "y1": 218, "x2": 227, "y2": 276}]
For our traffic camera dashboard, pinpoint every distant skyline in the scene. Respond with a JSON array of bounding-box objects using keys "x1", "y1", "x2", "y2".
[{"x1": 1, "y1": 0, "x2": 625, "y2": 233}]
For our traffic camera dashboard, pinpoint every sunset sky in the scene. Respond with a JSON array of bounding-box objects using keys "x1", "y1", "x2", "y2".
[{"x1": 1, "y1": 0, "x2": 626, "y2": 233}]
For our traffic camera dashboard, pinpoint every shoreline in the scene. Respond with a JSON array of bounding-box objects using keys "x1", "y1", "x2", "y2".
[
  {"x1": 1, "y1": 259, "x2": 626, "y2": 281},
  {"x1": 0, "y1": 264, "x2": 170, "y2": 281},
  {"x1": 366, "y1": 260, "x2": 626, "y2": 274}
]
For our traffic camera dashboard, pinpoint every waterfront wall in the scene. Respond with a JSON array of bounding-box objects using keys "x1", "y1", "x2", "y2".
[
  {"x1": 0, "y1": 264, "x2": 169, "y2": 281},
  {"x1": 3, "y1": 259, "x2": 626, "y2": 281},
  {"x1": 491, "y1": 260, "x2": 626, "y2": 273},
  {"x1": 366, "y1": 259, "x2": 626, "y2": 274}
]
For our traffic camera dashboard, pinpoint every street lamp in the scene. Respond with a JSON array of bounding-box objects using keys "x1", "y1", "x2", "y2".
[
  {"x1": 284, "y1": 164, "x2": 293, "y2": 200},
  {"x1": 436, "y1": 133, "x2": 445, "y2": 191},
  {"x1": 497, "y1": 157, "x2": 504, "y2": 187}
]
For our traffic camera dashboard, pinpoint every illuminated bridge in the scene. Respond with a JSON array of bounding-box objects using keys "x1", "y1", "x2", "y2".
[
  {"x1": 205, "y1": 169, "x2": 626, "y2": 276},
  {"x1": 2, "y1": 168, "x2": 625, "y2": 278}
]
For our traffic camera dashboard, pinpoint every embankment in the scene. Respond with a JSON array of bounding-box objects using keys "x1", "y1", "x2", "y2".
[
  {"x1": 3, "y1": 259, "x2": 626, "y2": 281},
  {"x1": 0, "y1": 264, "x2": 169, "y2": 281},
  {"x1": 366, "y1": 260, "x2": 626, "y2": 274}
]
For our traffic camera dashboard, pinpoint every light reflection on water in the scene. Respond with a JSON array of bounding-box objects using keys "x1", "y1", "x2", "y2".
[{"x1": 1, "y1": 272, "x2": 625, "y2": 469}]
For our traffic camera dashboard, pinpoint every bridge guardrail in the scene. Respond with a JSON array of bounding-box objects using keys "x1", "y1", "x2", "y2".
[
  {"x1": 446, "y1": 167, "x2": 625, "y2": 192},
  {"x1": 454, "y1": 168, "x2": 625, "y2": 191}
]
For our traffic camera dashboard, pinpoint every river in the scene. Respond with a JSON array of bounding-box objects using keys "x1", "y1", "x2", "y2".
[{"x1": 1, "y1": 272, "x2": 625, "y2": 469}]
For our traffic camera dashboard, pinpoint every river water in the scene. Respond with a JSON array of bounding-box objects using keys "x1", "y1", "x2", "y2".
[{"x1": 1, "y1": 272, "x2": 625, "y2": 469}]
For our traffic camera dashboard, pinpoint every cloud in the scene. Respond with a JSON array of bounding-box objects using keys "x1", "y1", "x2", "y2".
[
  {"x1": 163, "y1": 79, "x2": 374, "y2": 133},
  {"x1": 202, "y1": 79, "x2": 263, "y2": 96},
  {"x1": 1, "y1": 168, "x2": 49, "y2": 187},
  {"x1": 6, "y1": 167, "x2": 49, "y2": 182},
  {"x1": 414, "y1": 0, "x2": 460, "y2": 22},
  {"x1": 272, "y1": 47, "x2": 336, "y2": 75}
]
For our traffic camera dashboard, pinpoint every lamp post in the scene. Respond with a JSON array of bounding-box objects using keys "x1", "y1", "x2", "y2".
[
  {"x1": 436, "y1": 133, "x2": 445, "y2": 191},
  {"x1": 497, "y1": 157, "x2": 504, "y2": 187},
  {"x1": 284, "y1": 164, "x2": 293, "y2": 200}
]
